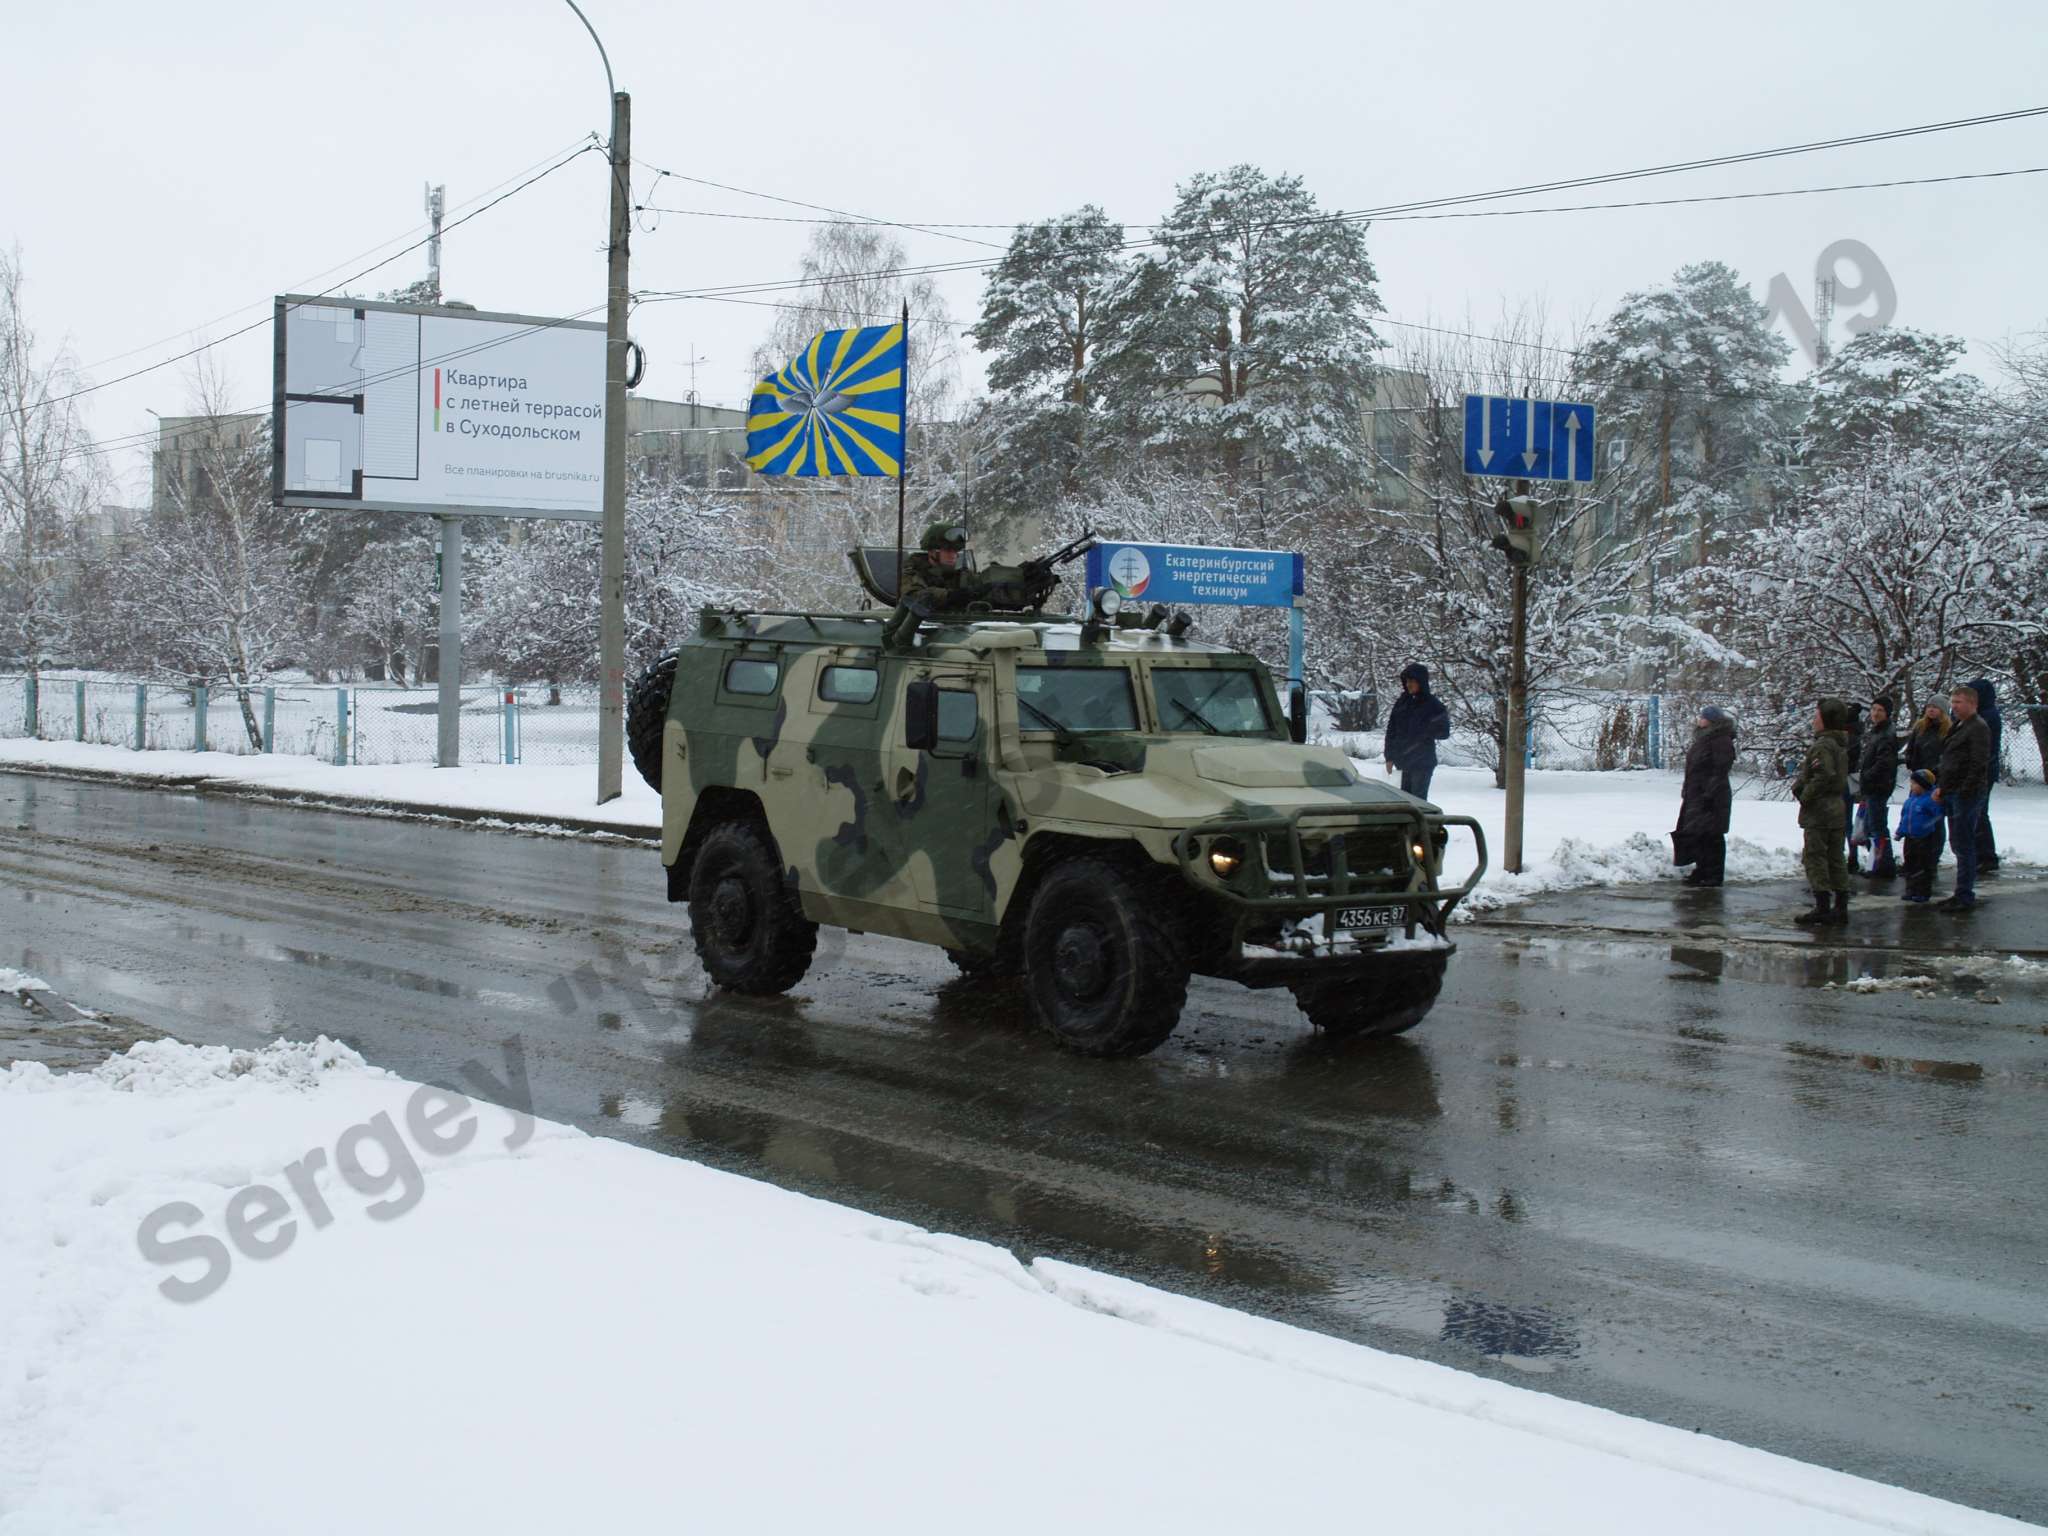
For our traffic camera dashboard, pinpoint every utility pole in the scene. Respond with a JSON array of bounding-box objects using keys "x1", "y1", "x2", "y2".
[
  {"x1": 1812, "y1": 274, "x2": 1836, "y2": 367},
  {"x1": 1505, "y1": 563, "x2": 1527, "y2": 874},
  {"x1": 424, "y1": 183, "x2": 445, "y2": 304},
  {"x1": 437, "y1": 514, "x2": 462, "y2": 767},
  {"x1": 596, "y1": 90, "x2": 630, "y2": 803}
]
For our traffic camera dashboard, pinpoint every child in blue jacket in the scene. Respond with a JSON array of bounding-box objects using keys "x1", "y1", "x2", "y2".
[{"x1": 1897, "y1": 769, "x2": 1943, "y2": 903}]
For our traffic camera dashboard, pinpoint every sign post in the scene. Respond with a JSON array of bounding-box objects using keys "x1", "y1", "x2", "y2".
[{"x1": 1463, "y1": 394, "x2": 1595, "y2": 875}]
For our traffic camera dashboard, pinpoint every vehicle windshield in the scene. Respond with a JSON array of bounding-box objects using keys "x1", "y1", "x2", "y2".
[
  {"x1": 1016, "y1": 666, "x2": 1138, "y2": 733},
  {"x1": 1152, "y1": 668, "x2": 1275, "y2": 737}
]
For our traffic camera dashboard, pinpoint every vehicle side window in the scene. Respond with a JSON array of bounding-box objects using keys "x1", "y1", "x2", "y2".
[
  {"x1": 937, "y1": 689, "x2": 978, "y2": 743},
  {"x1": 723, "y1": 658, "x2": 779, "y2": 696},
  {"x1": 818, "y1": 665, "x2": 878, "y2": 704}
]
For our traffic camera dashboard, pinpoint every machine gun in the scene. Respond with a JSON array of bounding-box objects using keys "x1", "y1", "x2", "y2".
[{"x1": 972, "y1": 528, "x2": 1098, "y2": 613}]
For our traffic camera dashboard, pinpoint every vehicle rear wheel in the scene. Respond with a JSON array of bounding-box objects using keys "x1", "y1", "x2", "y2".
[
  {"x1": 1022, "y1": 859, "x2": 1188, "y2": 1057},
  {"x1": 686, "y1": 819, "x2": 818, "y2": 994},
  {"x1": 1291, "y1": 954, "x2": 1447, "y2": 1039},
  {"x1": 627, "y1": 649, "x2": 678, "y2": 792}
]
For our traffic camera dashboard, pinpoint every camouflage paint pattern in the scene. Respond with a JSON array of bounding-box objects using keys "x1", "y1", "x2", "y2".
[{"x1": 661, "y1": 612, "x2": 1477, "y2": 967}]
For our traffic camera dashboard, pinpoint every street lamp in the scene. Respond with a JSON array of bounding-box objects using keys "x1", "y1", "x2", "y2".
[{"x1": 564, "y1": 0, "x2": 631, "y2": 805}]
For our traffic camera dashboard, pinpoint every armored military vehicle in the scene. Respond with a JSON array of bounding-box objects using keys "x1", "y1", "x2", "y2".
[{"x1": 626, "y1": 545, "x2": 1486, "y2": 1058}]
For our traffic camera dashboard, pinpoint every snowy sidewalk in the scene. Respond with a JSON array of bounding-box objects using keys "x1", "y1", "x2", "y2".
[
  {"x1": 1, "y1": 1036, "x2": 2037, "y2": 1535},
  {"x1": 3, "y1": 738, "x2": 2042, "y2": 917}
]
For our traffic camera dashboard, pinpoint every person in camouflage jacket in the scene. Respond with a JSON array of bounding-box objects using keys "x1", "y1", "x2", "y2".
[{"x1": 1792, "y1": 697, "x2": 1852, "y2": 926}]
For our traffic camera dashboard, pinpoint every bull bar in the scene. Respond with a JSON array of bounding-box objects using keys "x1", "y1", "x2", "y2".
[{"x1": 1168, "y1": 807, "x2": 1489, "y2": 934}]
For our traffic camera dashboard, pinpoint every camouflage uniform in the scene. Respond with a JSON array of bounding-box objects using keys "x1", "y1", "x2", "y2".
[
  {"x1": 882, "y1": 522, "x2": 969, "y2": 649},
  {"x1": 1793, "y1": 698, "x2": 1852, "y2": 894}
]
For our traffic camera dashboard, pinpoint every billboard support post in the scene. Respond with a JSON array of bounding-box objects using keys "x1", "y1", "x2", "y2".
[
  {"x1": 437, "y1": 514, "x2": 464, "y2": 768},
  {"x1": 596, "y1": 89, "x2": 631, "y2": 805}
]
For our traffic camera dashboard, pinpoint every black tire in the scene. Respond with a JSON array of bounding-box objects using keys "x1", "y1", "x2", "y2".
[
  {"x1": 1291, "y1": 955, "x2": 1447, "y2": 1039},
  {"x1": 686, "y1": 820, "x2": 818, "y2": 994},
  {"x1": 627, "y1": 649, "x2": 678, "y2": 792},
  {"x1": 1022, "y1": 858, "x2": 1188, "y2": 1057}
]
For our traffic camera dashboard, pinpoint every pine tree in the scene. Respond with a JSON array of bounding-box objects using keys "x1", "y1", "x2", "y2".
[
  {"x1": 1802, "y1": 327, "x2": 1985, "y2": 460},
  {"x1": 969, "y1": 207, "x2": 1128, "y2": 516},
  {"x1": 1094, "y1": 166, "x2": 1382, "y2": 505}
]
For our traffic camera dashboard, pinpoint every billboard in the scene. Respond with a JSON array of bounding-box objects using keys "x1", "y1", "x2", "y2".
[
  {"x1": 272, "y1": 294, "x2": 606, "y2": 520},
  {"x1": 1084, "y1": 541, "x2": 1304, "y2": 609}
]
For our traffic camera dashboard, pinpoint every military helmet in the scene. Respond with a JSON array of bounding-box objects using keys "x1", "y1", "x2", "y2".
[{"x1": 920, "y1": 521, "x2": 968, "y2": 553}]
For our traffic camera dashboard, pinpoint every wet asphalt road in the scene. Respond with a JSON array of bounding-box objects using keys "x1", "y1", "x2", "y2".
[{"x1": 4, "y1": 771, "x2": 2046, "y2": 1522}]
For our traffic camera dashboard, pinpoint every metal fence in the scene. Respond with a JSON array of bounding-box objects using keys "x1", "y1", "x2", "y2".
[{"x1": 1, "y1": 673, "x2": 615, "y2": 768}]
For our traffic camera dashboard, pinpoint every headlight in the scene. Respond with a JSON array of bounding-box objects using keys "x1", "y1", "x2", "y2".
[
  {"x1": 1089, "y1": 585, "x2": 1123, "y2": 621},
  {"x1": 1208, "y1": 836, "x2": 1245, "y2": 878},
  {"x1": 1410, "y1": 839, "x2": 1430, "y2": 866}
]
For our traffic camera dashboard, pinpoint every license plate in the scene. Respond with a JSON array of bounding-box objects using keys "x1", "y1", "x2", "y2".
[{"x1": 1335, "y1": 906, "x2": 1399, "y2": 932}]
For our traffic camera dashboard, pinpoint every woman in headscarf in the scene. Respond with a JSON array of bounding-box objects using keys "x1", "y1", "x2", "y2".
[{"x1": 1677, "y1": 706, "x2": 1738, "y2": 887}]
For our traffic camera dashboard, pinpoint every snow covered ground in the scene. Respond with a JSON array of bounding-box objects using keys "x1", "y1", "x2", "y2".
[
  {"x1": 3, "y1": 739, "x2": 2042, "y2": 915},
  {"x1": 1, "y1": 1037, "x2": 2036, "y2": 1535}
]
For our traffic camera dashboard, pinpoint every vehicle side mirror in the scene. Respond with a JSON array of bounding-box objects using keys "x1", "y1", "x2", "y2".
[
  {"x1": 1289, "y1": 685, "x2": 1307, "y2": 744},
  {"x1": 905, "y1": 678, "x2": 939, "y2": 752}
]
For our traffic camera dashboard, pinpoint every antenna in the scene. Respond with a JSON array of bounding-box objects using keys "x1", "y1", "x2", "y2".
[
  {"x1": 424, "y1": 183, "x2": 446, "y2": 305},
  {"x1": 1812, "y1": 274, "x2": 1835, "y2": 366}
]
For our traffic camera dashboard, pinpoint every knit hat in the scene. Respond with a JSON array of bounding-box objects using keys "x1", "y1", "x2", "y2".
[
  {"x1": 1699, "y1": 705, "x2": 1729, "y2": 725},
  {"x1": 1874, "y1": 694, "x2": 1897, "y2": 717},
  {"x1": 1910, "y1": 768, "x2": 1937, "y2": 790}
]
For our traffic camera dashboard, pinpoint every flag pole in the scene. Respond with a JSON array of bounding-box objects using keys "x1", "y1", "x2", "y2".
[{"x1": 895, "y1": 297, "x2": 909, "y2": 588}]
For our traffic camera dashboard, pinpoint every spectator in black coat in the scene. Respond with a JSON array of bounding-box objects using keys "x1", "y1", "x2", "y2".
[
  {"x1": 1841, "y1": 701, "x2": 1865, "y2": 864},
  {"x1": 1854, "y1": 695, "x2": 1900, "y2": 880},
  {"x1": 1676, "y1": 707, "x2": 1737, "y2": 886},
  {"x1": 1969, "y1": 677, "x2": 2003, "y2": 873},
  {"x1": 1935, "y1": 684, "x2": 1993, "y2": 911},
  {"x1": 1383, "y1": 663, "x2": 1451, "y2": 800},
  {"x1": 1902, "y1": 701, "x2": 1949, "y2": 867}
]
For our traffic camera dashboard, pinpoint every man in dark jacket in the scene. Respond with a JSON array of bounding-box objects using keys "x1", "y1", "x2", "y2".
[
  {"x1": 1969, "y1": 677, "x2": 2003, "y2": 873},
  {"x1": 1382, "y1": 663, "x2": 1451, "y2": 800},
  {"x1": 1855, "y1": 695, "x2": 1900, "y2": 880},
  {"x1": 1840, "y1": 702, "x2": 1864, "y2": 865},
  {"x1": 1792, "y1": 697, "x2": 1853, "y2": 926},
  {"x1": 1935, "y1": 684, "x2": 1992, "y2": 911},
  {"x1": 1677, "y1": 707, "x2": 1737, "y2": 887}
]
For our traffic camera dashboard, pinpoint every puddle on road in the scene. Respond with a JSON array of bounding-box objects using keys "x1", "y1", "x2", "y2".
[{"x1": 1784, "y1": 1040, "x2": 1987, "y2": 1083}]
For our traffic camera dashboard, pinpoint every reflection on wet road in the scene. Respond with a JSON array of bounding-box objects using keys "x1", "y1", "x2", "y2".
[{"x1": 5, "y1": 772, "x2": 2046, "y2": 1521}]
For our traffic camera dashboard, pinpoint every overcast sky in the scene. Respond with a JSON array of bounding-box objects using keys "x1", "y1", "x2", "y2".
[{"x1": 6, "y1": 0, "x2": 2045, "y2": 502}]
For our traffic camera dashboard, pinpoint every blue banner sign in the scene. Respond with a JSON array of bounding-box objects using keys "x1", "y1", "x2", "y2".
[
  {"x1": 1085, "y1": 541, "x2": 1304, "y2": 609},
  {"x1": 1462, "y1": 394, "x2": 1596, "y2": 484}
]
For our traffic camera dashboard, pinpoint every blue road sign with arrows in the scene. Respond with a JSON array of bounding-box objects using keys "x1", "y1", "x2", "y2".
[{"x1": 1462, "y1": 394, "x2": 1596, "y2": 484}]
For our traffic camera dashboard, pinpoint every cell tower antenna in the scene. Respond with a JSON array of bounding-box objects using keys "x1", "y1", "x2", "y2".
[
  {"x1": 1812, "y1": 274, "x2": 1835, "y2": 367},
  {"x1": 424, "y1": 183, "x2": 446, "y2": 305}
]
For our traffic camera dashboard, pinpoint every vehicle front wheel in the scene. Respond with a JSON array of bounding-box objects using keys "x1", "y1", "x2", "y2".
[
  {"x1": 1290, "y1": 954, "x2": 1447, "y2": 1039},
  {"x1": 686, "y1": 820, "x2": 818, "y2": 994},
  {"x1": 1022, "y1": 859, "x2": 1188, "y2": 1057}
]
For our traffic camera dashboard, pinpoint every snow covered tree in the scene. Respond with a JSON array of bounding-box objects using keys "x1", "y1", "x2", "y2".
[
  {"x1": 1682, "y1": 436, "x2": 2046, "y2": 766},
  {"x1": 1093, "y1": 166, "x2": 1382, "y2": 505},
  {"x1": 0, "y1": 250, "x2": 99, "y2": 695},
  {"x1": 1579, "y1": 261, "x2": 1793, "y2": 554},
  {"x1": 110, "y1": 368, "x2": 310, "y2": 748},
  {"x1": 969, "y1": 207, "x2": 1129, "y2": 513},
  {"x1": 468, "y1": 473, "x2": 767, "y2": 683},
  {"x1": 1802, "y1": 328, "x2": 1985, "y2": 461},
  {"x1": 340, "y1": 533, "x2": 436, "y2": 684}
]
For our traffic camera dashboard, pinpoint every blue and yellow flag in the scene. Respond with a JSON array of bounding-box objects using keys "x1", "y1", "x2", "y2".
[{"x1": 744, "y1": 323, "x2": 904, "y2": 477}]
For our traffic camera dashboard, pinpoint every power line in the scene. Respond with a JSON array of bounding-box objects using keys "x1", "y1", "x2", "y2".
[
  {"x1": 631, "y1": 160, "x2": 1006, "y2": 251},
  {"x1": 46, "y1": 144, "x2": 600, "y2": 412},
  {"x1": 638, "y1": 164, "x2": 2048, "y2": 233}
]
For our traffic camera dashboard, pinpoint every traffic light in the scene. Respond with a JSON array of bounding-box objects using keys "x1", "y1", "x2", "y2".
[{"x1": 1491, "y1": 488, "x2": 1540, "y2": 566}]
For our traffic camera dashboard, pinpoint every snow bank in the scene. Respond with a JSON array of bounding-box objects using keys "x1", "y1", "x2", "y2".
[
  {"x1": 0, "y1": 1039, "x2": 2033, "y2": 1535},
  {"x1": 0, "y1": 968, "x2": 51, "y2": 995}
]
